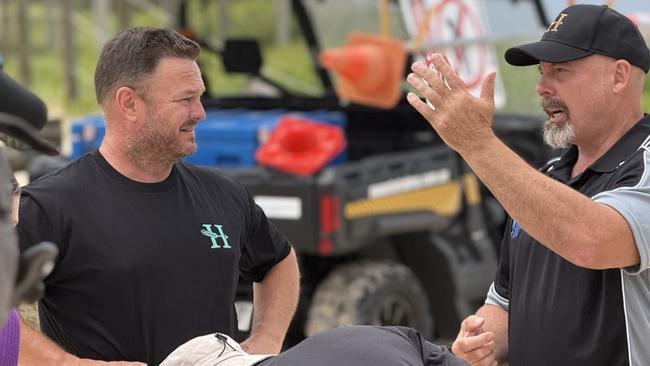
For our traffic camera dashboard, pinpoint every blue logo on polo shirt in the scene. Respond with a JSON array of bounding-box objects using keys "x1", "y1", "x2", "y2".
[{"x1": 510, "y1": 221, "x2": 521, "y2": 239}]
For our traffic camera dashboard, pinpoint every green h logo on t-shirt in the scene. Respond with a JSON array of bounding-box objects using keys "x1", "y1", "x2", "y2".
[{"x1": 200, "y1": 224, "x2": 231, "y2": 249}]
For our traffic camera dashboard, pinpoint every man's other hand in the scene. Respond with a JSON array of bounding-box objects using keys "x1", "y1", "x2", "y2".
[{"x1": 451, "y1": 315, "x2": 497, "y2": 366}]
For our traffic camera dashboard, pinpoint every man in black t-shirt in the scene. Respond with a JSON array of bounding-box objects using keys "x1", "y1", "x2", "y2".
[
  {"x1": 407, "y1": 4, "x2": 650, "y2": 366},
  {"x1": 17, "y1": 27, "x2": 299, "y2": 366}
]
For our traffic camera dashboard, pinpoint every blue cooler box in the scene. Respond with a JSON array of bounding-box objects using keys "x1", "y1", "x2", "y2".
[
  {"x1": 70, "y1": 110, "x2": 348, "y2": 168},
  {"x1": 70, "y1": 115, "x2": 106, "y2": 160},
  {"x1": 185, "y1": 109, "x2": 347, "y2": 167}
]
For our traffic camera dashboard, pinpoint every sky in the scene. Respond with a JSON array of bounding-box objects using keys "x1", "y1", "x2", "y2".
[
  {"x1": 484, "y1": 0, "x2": 650, "y2": 38},
  {"x1": 542, "y1": 0, "x2": 650, "y2": 17}
]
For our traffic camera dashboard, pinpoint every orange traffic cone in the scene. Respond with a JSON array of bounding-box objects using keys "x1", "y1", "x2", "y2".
[
  {"x1": 255, "y1": 116, "x2": 346, "y2": 176},
  {"x1": 320, "y1": 33, "x2": 406, "y2": 109}
]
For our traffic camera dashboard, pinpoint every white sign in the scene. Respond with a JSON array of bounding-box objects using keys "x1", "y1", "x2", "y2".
[
  {"x1": 400, "y1": 0, "x2": 506, "y2": 108},
  {"x1": 254, "y1": 196, "x2": 302, "y2": 220},
  {"x1": 367, "y1": 168, "x2": 452, "y2": 199}
]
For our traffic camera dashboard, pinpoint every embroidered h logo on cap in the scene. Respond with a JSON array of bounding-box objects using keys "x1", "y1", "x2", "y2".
[{"x1": 547, "y1": 13, "x2": 568, "y2": 32}]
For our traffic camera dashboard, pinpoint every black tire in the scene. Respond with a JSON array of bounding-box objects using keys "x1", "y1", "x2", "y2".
[{"x1": 305, "y1": 261, "x2": 433, "y2": 339}]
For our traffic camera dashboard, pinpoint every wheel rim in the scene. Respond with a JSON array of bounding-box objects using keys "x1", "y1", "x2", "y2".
[{"x1": 369, "y1": 294, "x2": 416, "y2": 328}]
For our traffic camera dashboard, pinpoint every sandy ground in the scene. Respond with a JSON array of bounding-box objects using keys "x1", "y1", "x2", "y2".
[{"x1": 17, "y1": 302, "x2": 39, "y2": 330}]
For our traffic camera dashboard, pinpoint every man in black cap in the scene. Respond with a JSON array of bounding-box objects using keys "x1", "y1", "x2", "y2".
[
  {"x1": 0, "y1": 62, "x2": 59, "y2": 366},
  {"x1": 0, "y1": 59, "x2": 59, "y2": 330},
  {"x1": 407, "y1": 4, "x2": 650, "y2": 366}
]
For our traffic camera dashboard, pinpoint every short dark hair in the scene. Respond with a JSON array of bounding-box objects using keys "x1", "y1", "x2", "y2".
[{"x1": 94, "y1": 27, "x2": 200, "y2": 104}]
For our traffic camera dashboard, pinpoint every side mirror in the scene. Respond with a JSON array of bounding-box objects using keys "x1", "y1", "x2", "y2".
[{"x1": 221, "y1": 39, "x2": 262, "y2": 75}]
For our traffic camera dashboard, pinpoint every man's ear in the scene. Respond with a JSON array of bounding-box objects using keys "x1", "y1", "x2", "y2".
[
  {"x1": 612, "y1": 60, "x2": 632, "y2": 94},
  {"x1": 114, "y1": 86, "x2": 140, "y2": 122}
]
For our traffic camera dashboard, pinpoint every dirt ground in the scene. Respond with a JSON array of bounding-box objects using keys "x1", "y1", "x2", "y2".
[{"x1": 17, "y1": 302, "x2": 39, "y2": 330}]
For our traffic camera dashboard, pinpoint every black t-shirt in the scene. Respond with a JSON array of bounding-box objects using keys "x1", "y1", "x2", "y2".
[{"x1": 17, "y1": 151, "x2": 291, "y2": 365}]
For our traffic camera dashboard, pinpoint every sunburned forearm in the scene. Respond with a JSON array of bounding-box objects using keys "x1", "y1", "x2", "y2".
[{"x1": 460, "y1": 137, "x2": 638, "y2": 269}]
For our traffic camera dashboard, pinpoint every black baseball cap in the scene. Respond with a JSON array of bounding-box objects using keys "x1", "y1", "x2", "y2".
[
  {"x1": 505, "y1": 5, "x2": 650, "y2": 73},
  {"x1": 0, "y1": 69, "x2": 58, "y2": 155}
]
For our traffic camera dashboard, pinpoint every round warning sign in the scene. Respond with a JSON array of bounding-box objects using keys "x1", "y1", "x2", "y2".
[{"x1": 400, "y1": 0, "x2": 506, "y2": 107}]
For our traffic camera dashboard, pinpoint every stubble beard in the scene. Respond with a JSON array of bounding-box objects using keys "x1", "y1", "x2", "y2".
[{"x1": 125, "y1": 109, "x2": 196, "y2": 170}]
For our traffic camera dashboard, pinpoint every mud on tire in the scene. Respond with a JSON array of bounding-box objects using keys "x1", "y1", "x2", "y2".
[{"x1": 305, "y1": 261, "x2": 433, "y2": 338}]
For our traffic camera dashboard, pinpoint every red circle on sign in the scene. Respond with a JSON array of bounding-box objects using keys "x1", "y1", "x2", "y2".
[{"x1": 412, "y1": 0, "x2": 488, "y2": 89}]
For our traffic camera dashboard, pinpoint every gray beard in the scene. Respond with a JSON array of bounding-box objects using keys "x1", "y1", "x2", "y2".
[{"x1": 543, "y1": 120, "x2": 575, "y2": 149}]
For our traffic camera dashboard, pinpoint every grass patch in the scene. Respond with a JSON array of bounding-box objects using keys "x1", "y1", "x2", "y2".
[{"x1": 644, "y1": 78, "x2": 650, "y2": 112}]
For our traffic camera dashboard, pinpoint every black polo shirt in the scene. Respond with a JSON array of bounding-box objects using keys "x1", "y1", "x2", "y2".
[{"x1": 486, "y1": 115, "x2": 650, "y2": 366}]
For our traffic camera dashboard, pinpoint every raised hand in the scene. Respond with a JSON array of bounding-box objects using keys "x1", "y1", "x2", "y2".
[{"x1": 406, "y1": 53, "x2": 497, "y2": 157}]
